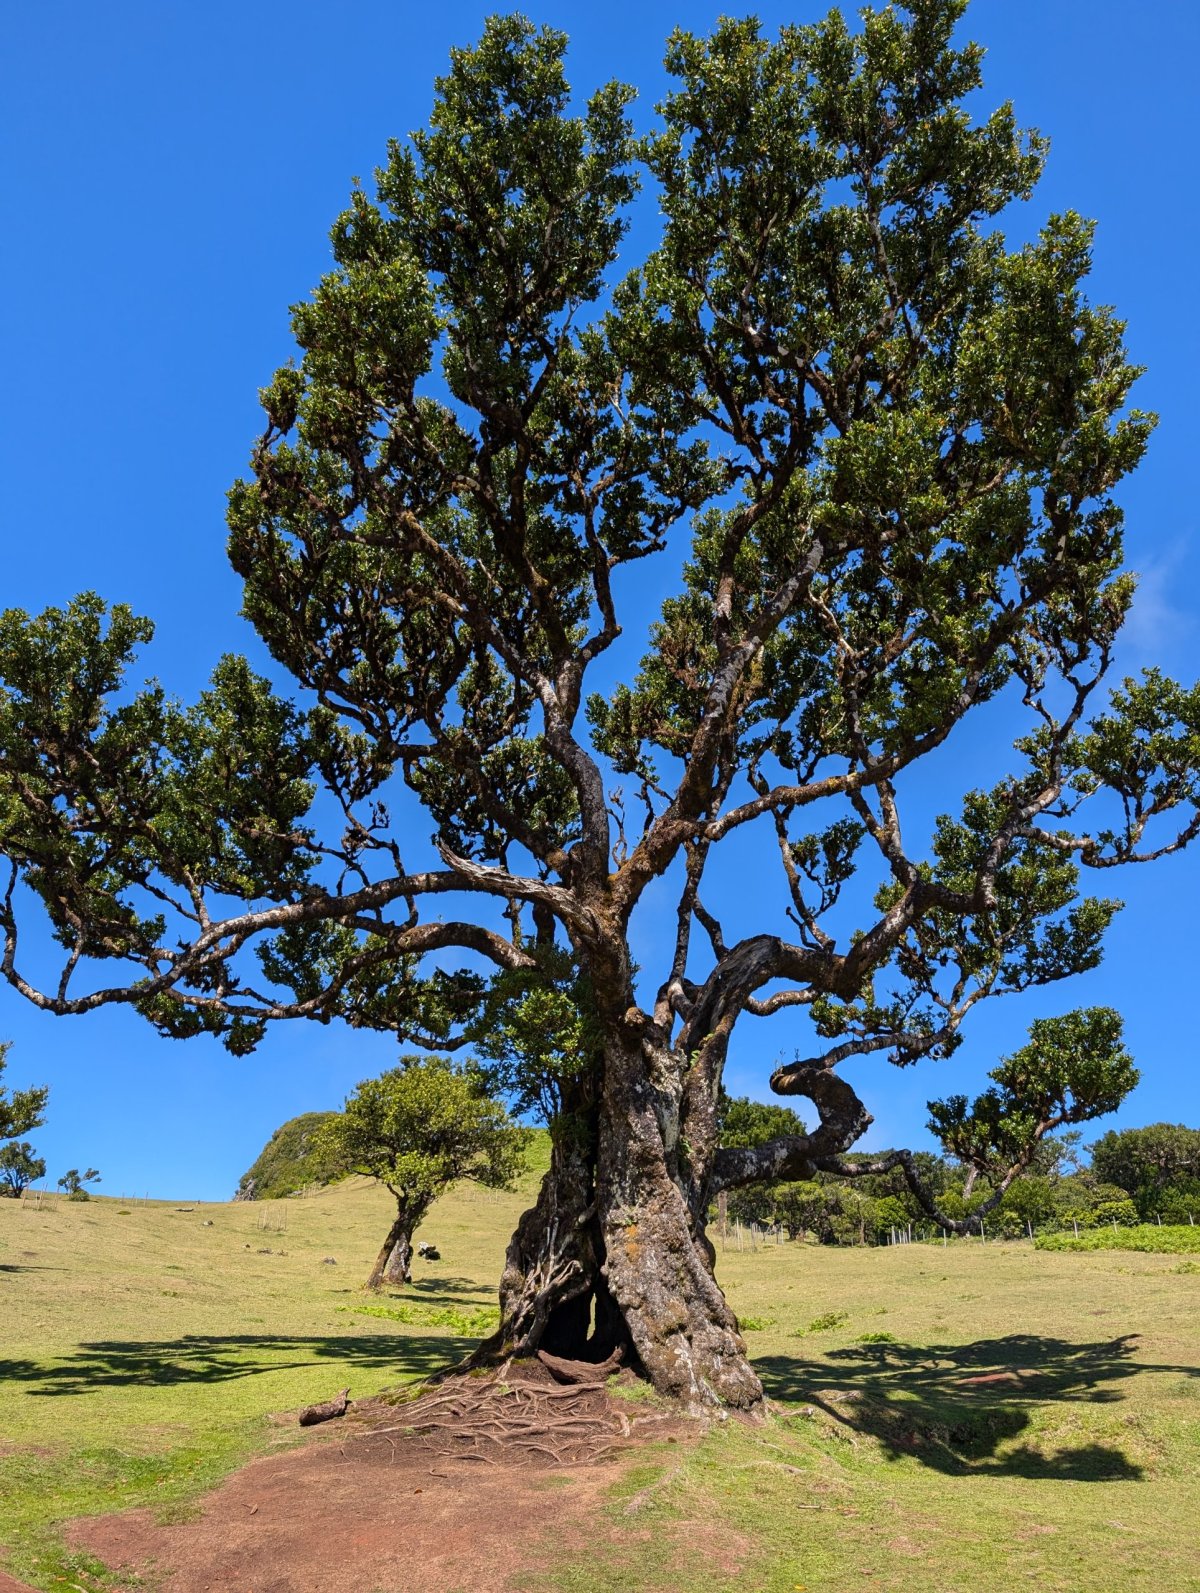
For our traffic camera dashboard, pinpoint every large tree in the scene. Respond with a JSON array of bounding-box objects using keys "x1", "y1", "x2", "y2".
[
  {"x1": 0, "y1": 0, "x2": 1197, "y2": 1408},
  {"x1": 1089, "y1": 1123, "x2": 1200, "y2": 1216}
]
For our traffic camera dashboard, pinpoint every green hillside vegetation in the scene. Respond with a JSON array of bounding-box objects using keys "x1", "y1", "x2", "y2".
[
  {"x1": 1035, "y1": 1224, "x2": 1200, "y2": 1254},
  {"x1": 235, "y1": 1110, "x2": 340, "y2": 1200},
  {"x1": 717, "y1": 1102, "x2": 1200, "y2": 1244},
  {"x1": 2, "y1": 1124, "x2": 1199, "y2": 1592}
]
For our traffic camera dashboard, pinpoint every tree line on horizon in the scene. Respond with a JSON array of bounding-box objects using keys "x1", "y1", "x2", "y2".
[
  {"x1": 721, "y1": 1095, "x2": 1200, "y2": 1242},
  {"x1": 233, "y1": 1064, "x2": 1200, "y2": 1257}
]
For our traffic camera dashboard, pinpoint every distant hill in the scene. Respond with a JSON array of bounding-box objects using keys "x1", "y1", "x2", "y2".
[{"x1": 235, "y1": 1111, "x2": 341, "y2": 1200}]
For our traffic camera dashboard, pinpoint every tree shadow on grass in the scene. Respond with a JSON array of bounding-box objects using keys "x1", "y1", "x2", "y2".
[
  {"x1": 757, "y1": 1332, "x2": 1199, "y2": 1481},
  {"x1": 0, "y1": 1332, "x2": 471, "y2": 1397},
  {"x1": 395, "y1": 1274, "x2": 494, "y2": 1306}
]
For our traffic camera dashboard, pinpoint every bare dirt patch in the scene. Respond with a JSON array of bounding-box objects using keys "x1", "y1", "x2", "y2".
[
  {"x1": 66, "y1": 1367, "x2": 708, "y2": 1593},
  {"x1": 0, "y1": 1571, "x2": 38, "y2": 1593}
]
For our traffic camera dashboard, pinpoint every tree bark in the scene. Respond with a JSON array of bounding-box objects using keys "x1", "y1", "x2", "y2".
[
  {"x1": 490, "y1": 1028, "x2": 763, "y2": 1411},
  {"x1": 367, "y1": 1211, "x2": 412, "y2": 1290},
  {"x1": 298, "y1": 1387, "x2": 350, "y2": 1426},
  {"x1": 383, "y1": 1230, "x2": 413, "y2": 1285},
  {"x1": 595, "y1": 1031, "x2": 762, "y2": 1409}
]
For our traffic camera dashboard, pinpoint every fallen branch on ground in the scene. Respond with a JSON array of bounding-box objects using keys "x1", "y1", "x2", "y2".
[
  {"x1": 536, "y1": 1345, "x2": 624, "y2": 1385},
  {"x1": 299, "y1": 1387, "x2": 351, "y2": 1427}
]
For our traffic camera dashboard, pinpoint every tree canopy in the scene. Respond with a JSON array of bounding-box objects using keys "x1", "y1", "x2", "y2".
[
  {"x1": 0, "y1": 1044, "x2": 47, "y2": 1148},
  {"x1": 1089, "y1": 1123, "x2": 1200, "y2": 1219},
  {"x1": 58, "y1": 1167, "x2": 100, "y2": 1200},
  {"x1": 0, "y1": 1142, "x2": 45, "y2": 1197},
  {"x1": 0, "y1": 0, "x2": 1195, "y2": 1406},
  {"x1": 322, "y1": 1057, "x2": 528, "y2": 1199},
  {"x1": 319, "y1": 1056, "x2": 528, "y2": 1286}
]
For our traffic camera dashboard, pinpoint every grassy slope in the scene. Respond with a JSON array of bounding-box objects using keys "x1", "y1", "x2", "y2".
[
  {"x1": 2, "y1": 1152, "x2": 1198, "y2": 1593},
  {"x1": 0, "y1": 1144, "x2": 548, "y2": 1588}
]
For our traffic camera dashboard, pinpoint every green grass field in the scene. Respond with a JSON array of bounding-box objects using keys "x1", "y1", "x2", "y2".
[{"x1": 3, "y1": 1154, "x2": 1198, "y2": 1592}]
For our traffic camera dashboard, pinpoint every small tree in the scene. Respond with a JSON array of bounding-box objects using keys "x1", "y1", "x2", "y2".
[
  {"x1": 57, "y1": 1167, "x2": 100, "y2": 1201},
  {"x1": 775, "y1": 1182, "x2": 830, "y2": 1242},
  {"x1": 0, "y1": 1141, "x2": 46, "y2": 1197},
  {"x1": 320, "y1": 1057, "x2": 529, "y2": 1290}
]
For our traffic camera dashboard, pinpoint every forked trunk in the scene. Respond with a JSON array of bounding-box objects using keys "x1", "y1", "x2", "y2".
[{"x1": 489, "y1": 1032, "x2": 762, "y2": 1411}]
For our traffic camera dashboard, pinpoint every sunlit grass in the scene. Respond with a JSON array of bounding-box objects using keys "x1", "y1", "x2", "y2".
[
  {"x1": 3, "y1": 1145, "x2": 1198, "y2": 1592},
  {"x1": 0, "y1": 1146, "x2": 547, "y2": 1586},
  {"x1": 547, "y1": 1236, "x2": 1200, "y2": 1592}
]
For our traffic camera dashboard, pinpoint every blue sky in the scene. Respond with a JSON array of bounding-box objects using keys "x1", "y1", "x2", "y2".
[{"x1": 1, "y1": 0, "x2": 1197, "y2": 1199}]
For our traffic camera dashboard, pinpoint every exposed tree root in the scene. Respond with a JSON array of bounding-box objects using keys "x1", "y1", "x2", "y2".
[
  {"x1": 340, "y1": 1362, "x2": 673, "y2": 1469},
  {"x1": 536, "y1": 1345, "x2": 625, "y2": 1385}
]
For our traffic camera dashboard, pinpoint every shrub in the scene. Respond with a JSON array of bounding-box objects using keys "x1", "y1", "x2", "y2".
[
  {"x1": 804, "y1": 1310, "x2": 850, "y2": 1333},
  {"x1": 1035, "y1": 1224, "x2": 1200, "y2": 1254},
  {"x1": 1093, "y1": 1198, "x2": 1139, "y2": 1227}
]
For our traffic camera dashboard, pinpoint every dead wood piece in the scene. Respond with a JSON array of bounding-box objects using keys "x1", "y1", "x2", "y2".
[
  {"x1": 299, "y1": 1387, "x2": 351, "y2": 1427},
  {"x1": 536, "y1": 1345, "x2": 624, "y2": 1385}
]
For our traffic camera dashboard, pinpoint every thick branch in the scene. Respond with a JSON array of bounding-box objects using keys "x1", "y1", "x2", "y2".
[
  {"x1": 0, "y1": 869, "x2": 533, "y2": 1018},
  {"x1": 710, "y1": 1065, "x2": 873, "y2": 1192}
]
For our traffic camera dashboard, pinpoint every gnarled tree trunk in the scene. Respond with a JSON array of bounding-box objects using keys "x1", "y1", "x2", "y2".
[
  {"x1": 596, "y1": 1032, "x2": 761, "y2": 1408},
  {"x1": 489, "y1": 1026, "x2": 762, "y2": 1410}
]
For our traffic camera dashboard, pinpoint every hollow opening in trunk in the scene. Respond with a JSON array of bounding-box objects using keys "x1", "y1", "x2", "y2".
[{"x1": 536, "y1": 1276, "x2": 639, "y2": 1369}]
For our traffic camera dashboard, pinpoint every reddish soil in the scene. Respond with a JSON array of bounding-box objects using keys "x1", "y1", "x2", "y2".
[{"x1": 60, "y1": 1370, "x2": 724, "y2": 1593}]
